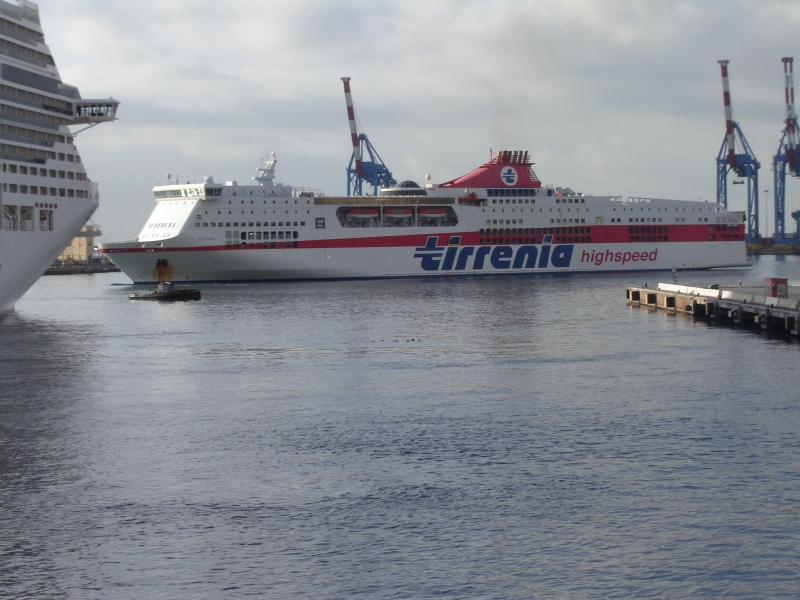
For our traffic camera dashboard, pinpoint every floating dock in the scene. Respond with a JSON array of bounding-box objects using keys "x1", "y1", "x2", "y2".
[{"x1": 627, "y1": 278, "x2": 800, "y2": 336}]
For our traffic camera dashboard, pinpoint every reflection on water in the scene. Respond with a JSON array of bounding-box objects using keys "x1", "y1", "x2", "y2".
[
  {"x1": 1, "y1": 257, "x2": 799, "y2": 598},
  {"x1": 0, "y1": 315, "x2": 98, "y2": 596}
]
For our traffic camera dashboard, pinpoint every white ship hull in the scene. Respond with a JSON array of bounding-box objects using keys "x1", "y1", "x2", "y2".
[
  {"x1": 0, "y1": 0, "x2": 118, "y2": 319},
  {"x1": 0, "y1": 193, "x2": 97, "y2": 316},
  {"x1": 101, "y1": 152, "x2": 749, "y2": 283},
  {"x1": 104, "y1": 240, "x2": 746, "y2": 284}
]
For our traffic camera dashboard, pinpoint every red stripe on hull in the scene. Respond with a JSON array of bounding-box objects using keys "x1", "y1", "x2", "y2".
[{"x1": 101, "y1": 223, "x2": 745, "y2": 254}]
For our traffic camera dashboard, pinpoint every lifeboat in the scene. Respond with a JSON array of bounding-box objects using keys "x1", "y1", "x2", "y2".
[
  {"x1": 458, "y1": 192, "x2": 481, "y2": 204},
  {"x1": 345, "y1": 208, "x2": 379, "y2": 221},
  {"x1": 417, "y1": 207, "x2": 448, "y2": 219},
  {"x1": 382, "y1": 207, "x2": 413, "y2": 220}
]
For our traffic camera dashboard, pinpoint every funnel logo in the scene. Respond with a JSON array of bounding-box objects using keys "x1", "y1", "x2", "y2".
[{"x1": 501, "y1": 166, "x2": 518, "y2": 186}]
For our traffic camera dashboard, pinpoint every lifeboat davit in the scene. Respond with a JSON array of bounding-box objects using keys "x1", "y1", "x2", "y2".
[
  {"x1": 417, "y1": 207, "x2": 448, "y2": 219},
  {"x1": 383, "y1": 207, "x2": 413, "y2": 220},
  {"x1": 345, "y1": 208, "x2": 379, "y2": 220}
]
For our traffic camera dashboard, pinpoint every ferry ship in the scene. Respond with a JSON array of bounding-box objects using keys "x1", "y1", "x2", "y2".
[
  {"x1": 0, "y1": 0, "x2": 118, "y2": 318},
  {"x1": 100, "y1": 150, "x2": 748, "y2": 282}
]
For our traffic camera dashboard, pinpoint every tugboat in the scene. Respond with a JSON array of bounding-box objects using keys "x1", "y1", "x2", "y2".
[{"x1": 129, "y1": 281, "x2": 201, "y2": 301}]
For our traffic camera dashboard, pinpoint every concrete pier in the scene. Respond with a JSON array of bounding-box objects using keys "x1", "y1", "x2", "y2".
[{"x1": 627, "y1": 280, "x2": 800, "y2": 336}]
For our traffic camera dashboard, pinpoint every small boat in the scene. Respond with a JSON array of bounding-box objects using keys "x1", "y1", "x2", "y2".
[
  {"x1": 345, "y1": 208, "x2": 379, "y2": 220},
  {"x1": 129, "y1": 281, "x2": 201, "y2": 301},
  {"x1": 382, "y1": 207, "x2": 413, "y2": 220},
  {"x1": 417, "y1": 207, "x2": 448, "y2": 219},
  {"x1": 458, "y1": 192, "x2": 481, "y2": 204}
]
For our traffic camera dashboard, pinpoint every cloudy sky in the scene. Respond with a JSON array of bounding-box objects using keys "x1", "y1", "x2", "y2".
[{"x1": 38, "y1": 0, "x2": 800, "y2": 241}]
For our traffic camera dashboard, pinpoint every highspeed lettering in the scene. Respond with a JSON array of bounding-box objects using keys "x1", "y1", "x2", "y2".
[
  {"x1": 414, "y1": 236, "x2": 574, "y2": 272},
  {"x1": 581, "y1": 249, "x2": 658, "y2": 266}
]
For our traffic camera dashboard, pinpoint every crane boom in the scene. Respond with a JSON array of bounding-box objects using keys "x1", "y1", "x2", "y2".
[
  {"x1": 719, "y1": 60, "x2": 737, "y2": 166},
  {"x1": 341, "y1": 77, "x2": 364, "y2": 177}
]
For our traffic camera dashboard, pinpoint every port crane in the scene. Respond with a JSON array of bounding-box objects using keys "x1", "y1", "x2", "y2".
[
  {"x1": 341, "y1": 77, "x2": 396, "y2": 196},
  {"x1": 716, "y1": 60, "x2": 761, "y2": 242},
  {"x1": 772, "y1": 57, "x2": 800, "y2": 244}
]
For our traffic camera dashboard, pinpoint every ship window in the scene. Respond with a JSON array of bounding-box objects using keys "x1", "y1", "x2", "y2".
[
  {"x1": 293, "y1": 231, "x2": 298, "y2": 239},
  {"x1": 49, "y1": 170, "x2": 56, "y2": 177},
  {"x1": 271, "y1": 232, "x2": 276, "y2": 239},
  {"x1": 218, "y1": 223, "x2": 223, "y2": 227},
  {"x1": 226, "y1": 222, "x2": 231, "y2": 227},
  {"x1": 234, "y1": 222, "x2": 239, "y2": 226},
  {"x1": 301, "y1": 222, "x2": 305, "y2": 226},
  {"x1": 248, "y1": 232, "x2": 254, "y2": 239},
  {"x1": 39, "y1": 209, "x2": 53, "y2": 231},
  {"x1": 256, "y1": 232, "x2": 262, "y2": 240},
  {"x1": 58, "y1": 171, "x2": 65, "y2": 179},
  {"x1": 20, "y1": 166, "x2": 27, "y2": 174},
  {"x1": 2, "y1": 205, "x2": 17, "y2": 230},
  {"x1": 30, "y1": 187, "x2": 37, "y2": 195},
  {"x1": 278, "y1": 231, "x2": 284, "y2": 240},
  {"x1": 19, "y1": 206, "x2": 33, "y2": 230},
  {"x1": 68, "y1": 154, "x2": 74, "y2": 162},
  {"x1": 9, "y1": 165, "x2": 16, "y2": 173},
  {"x1": 195, "y1": 222, "x2": 200, "y2": 227},
  {"x1": 30, "y1": 167, "x2": 37, "y2": 175},
  {"x1": 256, "y1": 222, "x2": 261, "y2": 226},
  {"x1": 210, "y1": 223, "x2": 215, "y2": 227},
  {"x1": 9, "y1": 184, "x2": 16, "y2": 192},
  {"x1": 59, "y1": 189, "x2": 65, "y2": 197},
  {"x1": 68, "y1": 189, "x2": 74, "y2": 197}
]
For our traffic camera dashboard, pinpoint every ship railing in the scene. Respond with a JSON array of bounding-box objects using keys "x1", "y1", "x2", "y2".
[
  {"x1": 292, "y1": 187, "x2": 324, "y2": 198},
  {"x1": 59, "y1": 84, "x2": 81, "y2": 100},
  {"x1": 0, "y1": 0, "x2": 40, "y2": 24},
  {"x1": 0, "y1": 47, "x2": 49, "y2": 69},
  {"x1": 315, "y1": 196, "x2": 455, "y2": 206}
]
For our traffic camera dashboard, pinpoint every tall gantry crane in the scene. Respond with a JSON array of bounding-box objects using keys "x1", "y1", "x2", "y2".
[
  {"x1": 341, "y1": 77, "x2": 395, "y2": 196},
  {"x1": 716, "y1": 60, "x2": 761, "y2": 242},
  {"x1": 773, "y1": 57, "x2": 800, "y2": 244}
]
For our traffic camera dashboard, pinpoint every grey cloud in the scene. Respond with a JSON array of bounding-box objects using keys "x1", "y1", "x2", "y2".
[{"x1": 35, "y1": 0, "x2": 800, "y2": 240}]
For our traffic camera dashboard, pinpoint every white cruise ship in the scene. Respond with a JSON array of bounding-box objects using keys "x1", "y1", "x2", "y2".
[
  {"x1": 100, "y1": 151, "x2": 748, "y2": 283},
  {"x1": 0, "y1": 0, "x2": 118, "y2": 318}
]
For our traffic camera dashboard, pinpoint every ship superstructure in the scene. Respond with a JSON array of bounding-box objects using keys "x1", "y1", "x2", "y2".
[
  {"x1": 0, "y1": 0, "x2": 118, "y2": 317},
  {"x1": 100, "y1": 149, "x2": 748, "y2": 283}
]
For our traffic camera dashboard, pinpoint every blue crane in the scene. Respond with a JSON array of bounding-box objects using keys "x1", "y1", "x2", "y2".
[
  {"x1": 773, "y1": 57, "x2": 800, "y2": 244},
  {"x1": 716, "y1": 60, "x2": 761, "y2": 242},
  {"x1": 341, "y1": 78, "x2": 396, "y2": 196}
]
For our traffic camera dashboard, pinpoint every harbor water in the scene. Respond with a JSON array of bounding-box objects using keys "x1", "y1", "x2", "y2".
[{"x1": 2, "y1": 256, "x2": 800, "y2": 598}]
